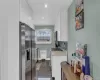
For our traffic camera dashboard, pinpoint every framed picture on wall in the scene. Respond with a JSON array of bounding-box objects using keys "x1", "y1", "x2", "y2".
[
  {"x1": 75, "y1": 0, "x2": 84, "y2": 30},
  {"x1": 35, "y1": 29, "x2": 52, "y2": 44}
]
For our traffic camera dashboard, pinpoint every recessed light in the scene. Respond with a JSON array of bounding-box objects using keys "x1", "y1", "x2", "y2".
[
  {"x1": 42, "y1": 17, "x2": 44, "y2": 19},
  {"x1": 45, "y1": 4, "x2": 48, "y2": 8}
]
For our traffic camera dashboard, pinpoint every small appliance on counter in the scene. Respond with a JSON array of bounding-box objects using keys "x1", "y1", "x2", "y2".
[{"x1": 55, "y1": 41, "x2": 68, "y2": 51}]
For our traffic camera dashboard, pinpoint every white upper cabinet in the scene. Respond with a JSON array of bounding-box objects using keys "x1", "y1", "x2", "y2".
[{"x1": 55, "y1": 9, "x2": 68, "y2": 41}]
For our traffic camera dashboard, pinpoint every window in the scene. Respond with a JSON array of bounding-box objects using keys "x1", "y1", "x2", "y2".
[{"x1": 35, "y1": 29, "x2": 52, "y2": 44}]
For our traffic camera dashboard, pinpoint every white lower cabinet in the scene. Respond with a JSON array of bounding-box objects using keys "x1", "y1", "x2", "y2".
[{"x1": 51, "y1": 51, "x2": 67, "y2": 80}]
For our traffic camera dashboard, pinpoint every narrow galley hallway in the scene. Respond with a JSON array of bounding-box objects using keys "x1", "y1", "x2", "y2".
[
  {"x1": 20, "y1": 0, "x2": 72, "y2": 80},
  {"x1": 1, "y1": 0, "x2": 100, "y2": 79},
  {"x1": 26, "y1": 60, "x2": 52, "y2": 80},
  {"x1": 36, "y1": 60, "x2": 51, "y2": 80}
]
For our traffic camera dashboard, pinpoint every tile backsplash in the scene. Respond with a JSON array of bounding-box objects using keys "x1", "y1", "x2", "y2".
[{"x1": 55, "y1": 41, "x2": 68, "y2": 50}]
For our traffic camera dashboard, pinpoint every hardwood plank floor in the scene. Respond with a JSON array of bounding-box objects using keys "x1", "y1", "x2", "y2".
[
  {"x1": 36, "y1": 61, "x2": 51, "y2": 78},
  {"x1": 25, "y1": 60, "x2": 52, "y2": 80}
]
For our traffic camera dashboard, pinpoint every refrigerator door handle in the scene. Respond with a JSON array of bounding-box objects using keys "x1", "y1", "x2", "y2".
[{"x1": 26, "y1": 49, "x2": 30, "y2": 60}]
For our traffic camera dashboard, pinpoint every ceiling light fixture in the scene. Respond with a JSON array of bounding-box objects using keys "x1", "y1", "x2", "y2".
[{"x1": 45, "y1": 4, "x2": 48, "y2": 8}]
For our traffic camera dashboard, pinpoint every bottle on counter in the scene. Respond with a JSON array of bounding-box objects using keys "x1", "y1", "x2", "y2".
[
  {"x1": 74, "y1": 60, "x2": 77, "y2": 74},
  {"x1": 76, "y1": 61, "x2": 82, "y2": 76},
  {"x1": 71, "y1": 60, "x2": 72, "y2": 66},
  {"x1": 80, "y1": 73, "x2": 84, "y2": 80},
  {"x1": 71, "y1": 52, "x2": 77, "y2": 74},
  {"x1": 71, "y1": 53, "x2": 75, "y2": 72},
  {"x1": 71, "y1": 60, "x2": 74, "y2": 72}
]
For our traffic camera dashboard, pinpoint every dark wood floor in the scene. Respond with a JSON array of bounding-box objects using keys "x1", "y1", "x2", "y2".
[
  {"x1": 26, "y1": 67, "x2": 36, "y2": 80},
  {"x1": 37, "y1": 61, "x2": 51, "y2": 78},
  {"x1": 25, "y1": 60, "x2": 51, "y2": 80}
]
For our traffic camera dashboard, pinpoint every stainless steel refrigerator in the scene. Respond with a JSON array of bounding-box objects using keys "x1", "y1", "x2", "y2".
[{"x1": 19, "y1": 22, "x2": 36, "y2": 80}]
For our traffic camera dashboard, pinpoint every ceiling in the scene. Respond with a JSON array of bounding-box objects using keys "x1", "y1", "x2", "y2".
[{"x1": 27, "y1": 0, "x2": 73, "y2": 25}]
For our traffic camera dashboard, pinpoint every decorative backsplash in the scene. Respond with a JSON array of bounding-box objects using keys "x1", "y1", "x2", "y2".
[{"x1": 55, "y1": 41, "x2": 68, "y2": 50}]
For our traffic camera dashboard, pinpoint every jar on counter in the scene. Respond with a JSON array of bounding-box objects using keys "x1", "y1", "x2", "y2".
[{"x1": 76, "y1": 61, "x2": 82, "y2": 76}]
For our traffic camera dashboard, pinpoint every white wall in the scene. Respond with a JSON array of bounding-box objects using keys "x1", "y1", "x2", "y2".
[
  {"x1": 20, "y1": 0, "x2": 32, "y2": 16},
  {"x1": 0, "y1": 0, "x2": 34, "y2": 80},
  {"x1": 20, "y1": 11, "x2": 34, "y2": 29},
  {"x1": 55, "y1": 9, "x2": 68, "y2": 41},
  {"x1": 20, "y1": 0, "x2": 34, "y2": 29},
  {"x1": 0, "y1": 0, "x2": 19, "y2": 80},
  {"x1": 0, "y1": 16, "x2": 8, "y2": 80}
]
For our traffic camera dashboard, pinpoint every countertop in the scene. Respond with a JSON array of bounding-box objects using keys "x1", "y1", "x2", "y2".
[
  {"x1": 51, "y1": 48, "x2": 63, "y2": 51},
  {"x1": 61, "y1": 61, "x2": 80, "y2": 80},
  {"x1": 51, "y1": 50, "x2": 67, "y2": 56}
]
